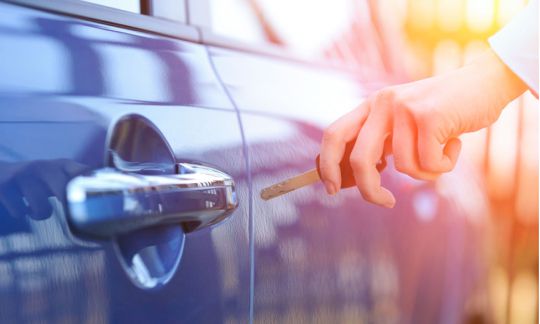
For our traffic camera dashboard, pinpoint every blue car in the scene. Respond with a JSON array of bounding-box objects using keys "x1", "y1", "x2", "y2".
[{"x1": 0, "y1": 1, "x2": 490, "y2": 323}]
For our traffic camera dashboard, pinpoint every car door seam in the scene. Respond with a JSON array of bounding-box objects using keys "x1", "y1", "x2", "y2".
[{"x1": 202, "y1": 45, "x2": 255, "y2": 324}]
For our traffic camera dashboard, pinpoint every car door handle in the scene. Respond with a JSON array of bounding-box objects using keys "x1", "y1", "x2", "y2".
[{"x1": 66, "y1": 163, "x2": 238, "y2": 237}]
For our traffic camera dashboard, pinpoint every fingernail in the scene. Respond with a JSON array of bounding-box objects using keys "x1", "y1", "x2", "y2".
[
  {"x1": 384, "y1": 197, "x2": 396, "y2": 208},
  {"x1": 324, "y1": 181, "x2": 336, "y2": 195}
]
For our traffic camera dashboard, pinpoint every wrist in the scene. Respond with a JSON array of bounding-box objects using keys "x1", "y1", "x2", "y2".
[
  {"x1": 452, "y1": 49, "x2": 528, "y2": 131},
  {"x1": 472, "y1": 49, "x2": 527, "y2": 113}
]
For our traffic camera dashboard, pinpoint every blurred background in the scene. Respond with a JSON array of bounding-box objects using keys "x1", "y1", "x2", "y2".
[{"x1": 205, "y1": 0, "x2": 538, "y2": 323}]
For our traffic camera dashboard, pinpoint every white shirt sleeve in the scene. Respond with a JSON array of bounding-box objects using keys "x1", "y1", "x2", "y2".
[{"x1": 489, "y1": 0, "x2": 538, "y2": 96}]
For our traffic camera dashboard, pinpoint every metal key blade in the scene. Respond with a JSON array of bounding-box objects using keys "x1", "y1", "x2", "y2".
[{"x1": 260, "y1": 168, "x2": 320, "y2": 200}]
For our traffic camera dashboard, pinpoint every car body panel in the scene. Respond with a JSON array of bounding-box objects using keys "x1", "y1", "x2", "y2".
[{"x1": 0, "y1": 3, "x2": 249, "y2": 323}]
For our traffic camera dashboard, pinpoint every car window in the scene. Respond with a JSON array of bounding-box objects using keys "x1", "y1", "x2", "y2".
[
  {"x1": 208, "y1": 0, "x2": 267, "y2": 44},
  {"x1": 80, "y1": 0, "x2": 141, "y2": 13},
  {"x1": 206, "y1": 0, "x2": 382, "y2": 67},
  {"x1": 77, "y1": 1, "x2": 187, "y2": 22},
  {"x1": 149, "y1": 0, "x2": 186, "y2": 22},
  {"x1": 208, "y1": 0, "x2": 354, "y2": 49}
]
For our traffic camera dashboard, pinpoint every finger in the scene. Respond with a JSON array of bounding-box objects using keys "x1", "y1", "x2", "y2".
[
  {"x1": 350, "y1": 110, "x2": 395, "y2": 208},
  {"x1": 444, "y1": 137, "x2": 462, "y2": 169},
  {"x1": 392, "y1": 112, "x2": 440, "y2": 180},
  {"x1": 319, "y1": 102, "x2": 369, "y2": 194},
  {"x1": 418, "y1": 125, "x2": 462, "y2": 173}
]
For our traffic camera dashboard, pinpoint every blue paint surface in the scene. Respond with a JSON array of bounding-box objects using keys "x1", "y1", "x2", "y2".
[{"x1": 0, "y1": 2, "x2": 489, "y2": 323}]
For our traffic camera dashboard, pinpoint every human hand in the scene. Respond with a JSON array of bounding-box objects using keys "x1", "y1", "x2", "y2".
[{"x1": 319, "y1": 50, "x2": 527, "y2": 208}]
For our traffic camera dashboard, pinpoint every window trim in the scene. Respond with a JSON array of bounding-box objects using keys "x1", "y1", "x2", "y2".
[
  {"x1": 4, "y1": 0, "x2": 199, "y2": 42},
  {"x1": 4, "y1": 0, "x2": 366, "y2": 76}
]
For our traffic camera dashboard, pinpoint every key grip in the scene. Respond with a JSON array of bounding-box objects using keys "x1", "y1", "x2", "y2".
[{"x1": 315, "y1": 140, "x2": 387, "y2": 189}]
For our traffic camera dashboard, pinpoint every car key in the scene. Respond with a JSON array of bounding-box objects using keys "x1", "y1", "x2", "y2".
[{"x1": 260, "y1": 140, "x2": 387, "y2": 200}]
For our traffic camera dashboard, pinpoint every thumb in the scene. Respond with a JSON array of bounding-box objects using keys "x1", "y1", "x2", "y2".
[{"x1": 418, "y1": 131, "x2": 462, "y2": 173}]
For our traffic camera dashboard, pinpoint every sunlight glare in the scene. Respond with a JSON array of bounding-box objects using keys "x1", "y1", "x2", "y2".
[
  {"x1": 466, "y1": 0, "x2": 495, "y2": 32},
  {"x1": 437, "y1": 0, "x2": 464, "y2": 31}
]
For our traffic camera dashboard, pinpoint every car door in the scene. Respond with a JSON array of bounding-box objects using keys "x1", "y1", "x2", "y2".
[
  {"x1": 0, "y1": 1, "x2": 250, "y2": 323},
  {"x1": 200, "y1": 3, "x2": 490, "y2": 324}
]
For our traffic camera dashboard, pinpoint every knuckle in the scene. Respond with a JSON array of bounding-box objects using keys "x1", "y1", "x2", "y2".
[
  {"x1": 423, "y1": 172, "x2": 441, "y2": 181},
  {"x1": 409, "y1": 171, "x2": 434, "y2": 181},
  {"x1": 322, "y1": 126, "x2": 340, "y2": 143},
  {"x1": 373, "y1": 88, "x2": 396, "y2": 105},
  {"x1": 318, "y1": 153, "x2": 332, "y2": 165},
  {"x1": 318, "y1": 165, "x2": 334, "y2": 177},
  {"x1": 317, "y1": 164, "x2": 329, "y2": 173},
  {"x1": 413, "y1": 111, "x2": 427, "y2": 126},
  {"x1": 414, "y1": 105, "x2": 440, "y2": 128},
  {"x1": 349, "y1": 155, "x2": 368, "y2": 172},
  {"x1": 394, "y1": 159, "x2": 413, "y2": 174},
  {"x1": 318, "y1": 164, "x2": 335, "y2": 180},
  {"x1": 394, "y1": 99, "x2": 412, "y2": 116},
  {"x1": 318, "y1": 168, "x2": 335, "y2": 183},
  {"x1": 413, "y1": 167, "x2": 442, "y2": 180},
  {"x1": 418, "y1": 157, "x2": 432, "y2": 170},
  {"x1": 419, "y1": 158, "x2": 440, "y2": 172}
]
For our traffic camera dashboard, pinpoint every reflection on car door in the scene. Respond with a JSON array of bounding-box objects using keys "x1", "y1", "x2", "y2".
[{"x1": 0, "y1": 3, "x2": 250, "y2": 323}]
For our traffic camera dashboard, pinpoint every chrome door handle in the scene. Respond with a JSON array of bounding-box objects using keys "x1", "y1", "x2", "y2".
[{"x1": 66, "y1": 163, "x2": 238, "y2": 237}]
